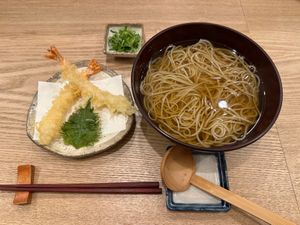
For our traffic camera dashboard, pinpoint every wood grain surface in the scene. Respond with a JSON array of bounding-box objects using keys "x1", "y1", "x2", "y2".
[{"x1": 0, "y1": 0, "x2": 300, "y2": 224}]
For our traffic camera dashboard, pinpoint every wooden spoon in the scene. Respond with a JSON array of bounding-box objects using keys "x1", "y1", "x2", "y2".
[{"x1": 161, "y1": 146, "x2": 295, "y2": 225}]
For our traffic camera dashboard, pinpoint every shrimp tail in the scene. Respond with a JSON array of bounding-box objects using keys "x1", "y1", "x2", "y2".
[
  {"x1": 84, "y1": 59, "x2": 102, "y2": 79},
  {"x1": 45, "y1": 46, "x2": 65, "y2": 65},
  {"x1": 45, "y1": 46, "x2": 102, "y2": 79}
]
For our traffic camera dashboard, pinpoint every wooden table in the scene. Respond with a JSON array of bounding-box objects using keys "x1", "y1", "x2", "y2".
[{"x1": 0, "y1": 0, "x2": 299, "y2": 224}]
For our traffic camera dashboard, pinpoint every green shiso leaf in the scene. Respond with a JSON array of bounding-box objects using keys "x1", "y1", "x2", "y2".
[
  {"x1": 61, "y1": 99, "x2": 100, "y2": 149},
  {"x1": 108, "y1": 26, "x2": 141, "y2": 53}
]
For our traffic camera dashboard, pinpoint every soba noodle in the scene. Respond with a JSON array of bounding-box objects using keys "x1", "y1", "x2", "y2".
[{"x1": 140, "y1": 39, "x2": 260, "y2": 147}]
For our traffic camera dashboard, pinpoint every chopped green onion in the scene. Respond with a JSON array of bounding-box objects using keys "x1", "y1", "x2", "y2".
[{"x1": 108, "y1": 26, "x2": 141, "y2": 53}]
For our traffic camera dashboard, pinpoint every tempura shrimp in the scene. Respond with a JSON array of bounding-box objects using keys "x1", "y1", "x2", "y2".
[
  {"x1": 47, "y1": 46, "x2": 135, "y2": 115},
  {"x1": 37, "y1": 47, "x2": 102, "y2": 145},
  {"x1": 37, "y1": 46, "x2": 135, "y2": 145},
  {"x1": 37, "y1": 83, "x2": 80, "y2": 145},
  {"x1": 61, "y1": 64, "x2": 136, "y2": 115}
]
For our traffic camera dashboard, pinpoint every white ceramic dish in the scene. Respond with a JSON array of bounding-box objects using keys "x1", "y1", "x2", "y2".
[
  {"x1": 166, "y1": 150, "x2": 230, "y2": 211},
  {"x1": 104, "y1": 23, "x2": 144, "y2": 58},
  {"x1": 26, "y1": 61, "x2": 135, "y2": 158}
]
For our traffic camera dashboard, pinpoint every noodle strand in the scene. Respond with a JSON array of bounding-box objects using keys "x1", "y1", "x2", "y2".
[{"x1": 141, "y1": 40, "x2": 260, "y2": 147}]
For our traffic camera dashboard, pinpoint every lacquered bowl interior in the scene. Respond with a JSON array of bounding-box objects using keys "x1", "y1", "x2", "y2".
[{"x1": 131, "y1": 23, "x2": 282, "y2": 152}]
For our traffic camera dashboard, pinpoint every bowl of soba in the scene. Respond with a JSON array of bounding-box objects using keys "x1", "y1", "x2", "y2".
[{"x1": 131, "y1": 22, "x2": 282, "y2": 152}]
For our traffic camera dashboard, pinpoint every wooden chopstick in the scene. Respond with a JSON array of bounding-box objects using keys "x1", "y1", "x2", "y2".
[
  {"x1": 0, "y1": 187, "x2": 162, "y2": 194},
  {"x1": 0, "y1": 182, "x2": 162, "y2": 194},
  {"x1": 0, "y1": 181, "x2": 159, "y2": 189}
]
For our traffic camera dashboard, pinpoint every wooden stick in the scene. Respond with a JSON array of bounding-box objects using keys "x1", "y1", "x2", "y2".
[
  {"x1": 190, "y1": 175, "x2": 296, "y2": 225},
  {"x1": 0, "y1": 181, "x2": 159, "y2": 189},
  {"x1": 2, "y1": 187, "x2": 162, "y2": 194}
]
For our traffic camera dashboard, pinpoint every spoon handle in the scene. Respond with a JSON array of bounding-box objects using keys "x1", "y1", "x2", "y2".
[{"x1": 190, "y1": 175, "x2": 295, "y2": 225}]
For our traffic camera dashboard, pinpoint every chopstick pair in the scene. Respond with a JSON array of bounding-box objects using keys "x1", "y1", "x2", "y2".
[{"x1": 0, "y1": 182, "x2": 162, "y2": 194}]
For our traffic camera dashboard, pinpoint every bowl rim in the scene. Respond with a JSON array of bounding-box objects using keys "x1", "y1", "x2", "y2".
[{"x1": 131, "y1": 22, "x2": 283, "y2": 151}]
